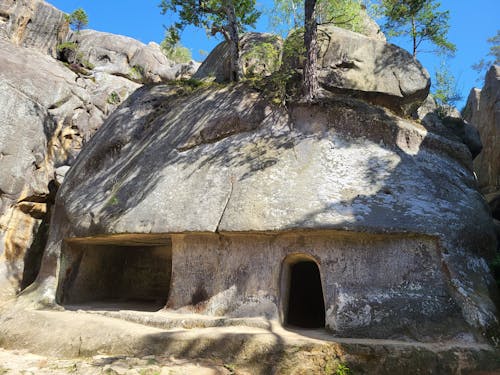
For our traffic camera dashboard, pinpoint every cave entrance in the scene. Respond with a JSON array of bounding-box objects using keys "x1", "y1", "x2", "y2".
[
  {"x1": 282, "y1": 255, "x2": 325, "y2": 329},
  {"x1": 59, "y1": 236, "x2": 172, "y2": 312}
]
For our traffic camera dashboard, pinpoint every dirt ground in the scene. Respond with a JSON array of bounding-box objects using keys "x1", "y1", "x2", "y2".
[{"x1": 0, "y1": 348, "x2": 236, "y2": 375}]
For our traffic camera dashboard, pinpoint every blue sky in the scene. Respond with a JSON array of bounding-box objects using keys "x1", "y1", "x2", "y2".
[{"x1": 49, "y1": 0, "x2": 499, "y2": 108}]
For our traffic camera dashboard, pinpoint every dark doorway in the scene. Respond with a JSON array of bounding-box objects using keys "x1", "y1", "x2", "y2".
[
  {"x1": 286, "y1": 261, "x2": 325, "y2": 328},
  {"x1": 59, "y1": 239, "x2": 171, "y2": 311}
]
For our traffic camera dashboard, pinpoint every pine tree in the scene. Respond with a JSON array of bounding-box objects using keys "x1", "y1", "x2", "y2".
[{"x1": 376, "y1": 0, "x2": 455, "y2": 57}]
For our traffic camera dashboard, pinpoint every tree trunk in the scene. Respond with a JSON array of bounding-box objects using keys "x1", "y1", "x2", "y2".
[
  {"x1": 225, "y1": 4, "x2": 242, "y2": 82},
  {"x1": 303, "y1": 0, "x2": 318, "y2": 101},
  {"x1": 411, "y1": 16, "x2": 417, "y2": 57}
]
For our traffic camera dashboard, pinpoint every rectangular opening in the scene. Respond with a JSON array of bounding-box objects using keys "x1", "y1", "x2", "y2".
[{"x1": 59, "y1": 237, "x2": 172, "y2": 311}]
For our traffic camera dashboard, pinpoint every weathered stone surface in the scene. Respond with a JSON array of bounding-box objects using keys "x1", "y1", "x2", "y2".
[
  {"x1": 0, "y1": 0, "x2": 68, "y2": 57},
  {"x1": 28, "y1": 82, "x2": 498, "y2": 342},
  {"x1": 0, "y1": 37, "x2": 141, "y2": 299},
  {"x1": 194, "y1": 33, "x2": 283, "y2": 82},
  {"x1": 67, "y1": 29, "x2": 194, "y2": 83},
  {"x1": 284, "y1": 25, "x2": 430, "y2": 115},
  {"x1": 463, "y1": 65, "x2": 500, "y2": 195},
  {"x1": 417, "y1": 95, "x2": 483, "y2": 159}
]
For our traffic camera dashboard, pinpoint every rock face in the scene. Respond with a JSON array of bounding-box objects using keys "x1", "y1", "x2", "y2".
[
  {"x1": 65, "y1": 30, "x2": 198, "y2": 83},
  {"x1": 283, "y1": 25, "x2": 430, "y2": 115},
  {"x1": 0, "y1": 0, "x2": 68, "y2": 57},
  {"x1": 27, "y1": 79, "x2": 498, "y2": 343},
  {"x1": 0, "y1": 0, "x2": 198, "y2": 300},
  {"x1": 194, "y1": 33, "x2": 283, "y2": 82},
  {"x1": 463, "y1": 65, "x2": 500, "y2": 197}
]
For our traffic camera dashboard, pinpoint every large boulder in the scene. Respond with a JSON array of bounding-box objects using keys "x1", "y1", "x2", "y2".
[
  {"x1": 65, "y1": 29, "x2": 197, "y2": 83},
  {"x1": 0, "y1": 37, "x2": 141, "y2": 300},
  {"x1": 283, "y1": 25, "x2": 430, "y2": 115},
  {"x1": 417, "y1": 95, "x2": 483, "y2": 159},
  {"x1": 194, "y1": 32, "x2": 283, "y2": 82},
  {"x1": 463, "y1": 65, "x2": 500, "y2": 195},
  {"x1": 0, "y1": 0, "x2": 68, "y2": 57},
  {"x1": 28, "y1": 81, "x2": 498, "y2": 342}
]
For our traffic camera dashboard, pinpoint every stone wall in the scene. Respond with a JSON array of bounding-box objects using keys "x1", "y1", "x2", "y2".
[{"x1": 165, "y1": 231, "x2": 467, "y2": 341}]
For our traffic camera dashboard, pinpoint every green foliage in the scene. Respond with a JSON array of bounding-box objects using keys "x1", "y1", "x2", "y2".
[
  {"x1": 159, "y1": 0, "x2": 260, "y2": 42},
  {"x1": 270, "y1": 0, "x2": 365, "y2": 36},
  {"x1": 130, "y1": 65, "x2": 145, "y2": 80},
  {"x1": 160, "y1": 30, "x2": 192, "y2": 63},
  {"x1": 107, "y1": 92, "x2": 121, "y2": 105},
  {"x1": 472, "y1": 30, "x2": 500, "y2": 77},
  {"x1": 68, "y1": 8, "x2": 88, "y2": 33},
  {"x1": 375, "y1": 0, "x2": 455, "y2": 57},
  {"x1": 336, "y1": 363, "x2": 351, "y2": 375},
  {"x1": 241, "y1": 40, "x2": 281, "y2": 76},
  {"x1": 56, "y1": 41, "x2": 77, "y2": 52},
  {"x1": 432, "y1": 62, "x2": 462, "y2": 118}
]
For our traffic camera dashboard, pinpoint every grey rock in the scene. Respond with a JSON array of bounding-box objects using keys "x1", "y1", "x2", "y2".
[
  {"x1": 32, "y1": 83, "x2": 498, "y2": 342},
  {"x1": 463, "y1": 65, "x2": 500, "y2": 195},
  {"x1": 55, "y1": 166, "x2": 71, "y2": 187},
  {"x1": 0, "y1": 0, "x2": 68, "y2": 57},
  {"x1": 194, "y1": 32, "x2": 283, "y2": 82},
  {"x1": 66, "y1": 29, "x2": 194, "y2": 83},
  {"x1": 284, "y1": 25, "x2": 430, "y2": 115}
]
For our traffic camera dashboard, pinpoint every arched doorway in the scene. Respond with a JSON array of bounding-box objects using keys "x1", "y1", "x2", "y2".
[{"x1": 281, "y1": 254, "x2": 325, "y2": 328}]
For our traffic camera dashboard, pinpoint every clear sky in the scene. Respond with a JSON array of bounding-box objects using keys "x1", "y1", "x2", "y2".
[{"x1": 49, "y1": 0, "x2": 499, "y2": 108}]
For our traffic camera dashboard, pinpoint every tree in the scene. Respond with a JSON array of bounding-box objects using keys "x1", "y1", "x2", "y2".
[
  {"x1": 160, "y1": 29, "x2": 192, "y2": 63},
  {"x1": 270, "y1": 0, "x2": 365, "y2": 36},
  {"x1": 68, "y1": 8, "x2": 88, "y2": 33},
  {"x1": 432, "y1": 62, "x2": 462, "y2": 117},
  {"x1": 472, "y1": 30, "x2": 500, "y2": 76},
  {"x1": 303, "y1": 0, "x2": 318, "y2": 101},
  {"x1": 376, "y1": 0, "x2": 455, "y2": 57},
  {"x1": 159, "y1": 0, "x2": 260, "y2": 82}
]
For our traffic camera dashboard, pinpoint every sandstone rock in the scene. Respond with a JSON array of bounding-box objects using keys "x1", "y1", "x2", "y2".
[
  {"x1": 29, "y1": 82, "x2": 498, "y2": 342},
  {"x1": 194, "y1": 33, "x2": 283, "y2": 82},
  {"x1": 417, "y1": 96, "x2": 483, "y2": 159},
  {"x1": 283, "y1": 25, "x2": 430, "y2": 115},
  {"x1": 65, "y1": 29, "x2": 193, "y2": 83},
  {"x1": 0, "y1": 0, "x2": 68, "y2": 57},
  {"x1": 463, "y1": 65, "x2": 500, "y2": 195},
  {"x1": 0, "y1": 37, "x2": 140, "y2": 298}
]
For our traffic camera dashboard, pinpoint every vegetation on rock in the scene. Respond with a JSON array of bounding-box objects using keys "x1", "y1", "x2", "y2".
[
  {"x1": 432, "y1": 62, "x2": 462, "y2": 118},
  {"x1": 270, "y1": 0, "x2": 365, "y2": 36},
  {"x1": 160, "y1": 29, "x2": 192, "y2": 63},
  {"x1": 375, "y1": 0, "x2": 455, "y2": 57},
  {"x1": 67, "y1": 8, "x2": 88, "y2": 33},
  {"x1": 159, "y1": 0, "x2": 260, "y2": 82}
]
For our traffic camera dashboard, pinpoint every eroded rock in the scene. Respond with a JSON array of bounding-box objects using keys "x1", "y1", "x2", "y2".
[{"x1": 27, "y1": 82, "x2": 498, "y2": 343}]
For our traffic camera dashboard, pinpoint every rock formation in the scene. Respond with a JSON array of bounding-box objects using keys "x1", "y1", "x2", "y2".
[
  {"x1": 27, "y1": 70, "x2": 498, "y2": 345},
  {"x1": 0, "y1": 0, "x2": 196, "y2": 300},
  {"x1": 463, "y1": 65, "x2": 500, "y2": 203}
]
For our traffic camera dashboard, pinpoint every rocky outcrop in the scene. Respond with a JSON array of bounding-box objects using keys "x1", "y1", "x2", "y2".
[
  {"x1": 0, "y1": 0, "x2": 67, "y2": 57},
  {"x1": 194, "y1": 33, "x2": 283, "y2": 82},
  {"x1": 0, "y1": 37, "x2": 142, "y2": 299},
  {"x1": 0, "y1": 0, "x2": 201, "y2": 300},
  {"x1": 27, "y1": 79, "x2": 498, "y2": 342},
  {"x1": 463, "y1": 65, "x2": 500, "y2": 196},
  {"x1": 64, "y1": 30, "x2": 199, "y2": 83},
  {"x1": 417, "y1": 95, "x2": 482, "y2": 159},
  {"x1": 282, "y1": 25, "x2": 430, "y2": 115}
]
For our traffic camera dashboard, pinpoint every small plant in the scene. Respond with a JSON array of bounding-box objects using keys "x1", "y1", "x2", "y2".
[
  {"x1": 160, "y1": 29, "x2": 192, "y2": 63},
  {"x1": 336, "y1": 363, "x2": 351, "y2": 375},
  {"x1": 107, "y1": 91, "x2": 121, "y2": 105},
  {"x1": 432, "y1": 62, "x2": 462, "y2": 119},
  {"x1": 56, "y1": 41, "x2": 77, "y2": 52},
  {"x1": 241, "y1": 41, "x2": 281, "y2": 76},
  {"x1": 130, "y1": 65, "x2": 145, "y2": 80}
]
